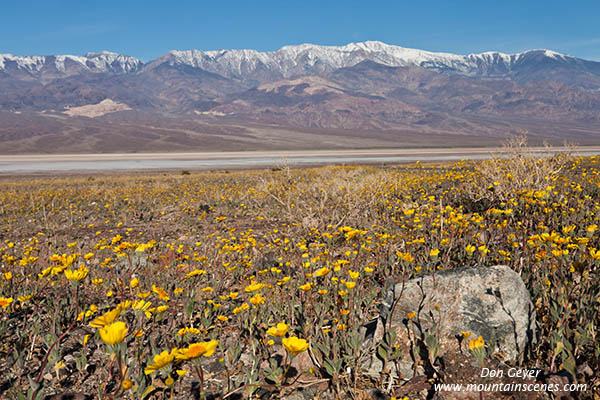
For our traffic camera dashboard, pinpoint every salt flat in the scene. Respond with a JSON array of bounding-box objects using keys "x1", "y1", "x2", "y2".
[{"x1": 0, "y1": 147, "x2": 597, "y2": 174}]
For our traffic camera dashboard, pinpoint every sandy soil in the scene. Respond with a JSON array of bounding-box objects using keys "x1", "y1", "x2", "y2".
[{"x1": 63, "y1": 99, "x2": 131, "y2": 118}]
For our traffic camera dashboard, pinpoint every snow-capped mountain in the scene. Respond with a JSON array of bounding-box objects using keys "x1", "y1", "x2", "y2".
[
  {"x1": 0, "y1": 51, "x2": 142, "y2": 82},
  {"x1": 144, "y1": 41, "x2": 600, "y2": 87},
  {"x1": 149, "y1": 41, "x2": 478, "y2": 79},
  {"x1": 2, "y1": 41, "x2": 600, "y2": 155},
  {"x1": 2, "y1": 41, "x2": 600, "y2": 88}
]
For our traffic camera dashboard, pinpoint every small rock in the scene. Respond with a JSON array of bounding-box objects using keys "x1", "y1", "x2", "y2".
[{"x1": 63, "y1": 354, "x2": 76, "y2": 364}]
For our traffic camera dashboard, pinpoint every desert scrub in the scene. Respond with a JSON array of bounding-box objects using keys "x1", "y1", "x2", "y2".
[
  {"x1": 470, "y1": 133, "x2": 575, "y2": 203},
  {"x1": 0, "y1": 157, "x2": 599, "y2": 398}
]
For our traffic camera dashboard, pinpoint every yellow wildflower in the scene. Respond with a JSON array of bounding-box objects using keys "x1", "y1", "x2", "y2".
[
  {"x1": 177, "y1": 327, "x2": 200, "y2": 336},
  {"x1": 176, "y1": 340, "x2": 219, "y2": 360},
  {"x1": 469, "y1": 335, "x2": 485, "y2": 351},
  {"x1": 233, "y1": 303, "x2": 250, "y2": 314},
  {"x1": 18, "y1": 294, "x2": 33, "y2": 302},
  {"x1": 89, "y1": 306, "x2": 122, "y2": 328},
  {"x1": 249, "y1": 293, "x2": 265, "y2": 305},
  {"x1": 314, "y1": 267, "x2": 330, "y2": 277},
  {"x1": 132, "y1": 299, "x2": 152, "y2": 312},
  {"x1": 145, "y1": 349, "x2": 178, "y2": 374},
  {"x1": 244, "y1": 281, "x2": 266, "y2": 293},
  {"x1": 186, "y1": 269, "x2": 207, "y2": 278},
  {"x1": 282, "y1": 336, "x2": 309, "y2": 356},
  {"x1": 0, "y1": 297, "x2": 14, "y2": 309},
  {"x1": 64, "y1": 264, "x2": 88, "y2": 282},
  {"x1": 266, "y1": 323, "x2": 289, "y2": 337},
  {"x1": 152, "y1": 285, "x2": 170, "y2": 301},
  {"x1": 99, "y1": 321, "x2": 127, "y2": 345}
]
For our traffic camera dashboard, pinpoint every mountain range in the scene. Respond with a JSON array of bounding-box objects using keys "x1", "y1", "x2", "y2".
[{"x1": 1, "y1": 41, "x2": 600, "y2": 154}]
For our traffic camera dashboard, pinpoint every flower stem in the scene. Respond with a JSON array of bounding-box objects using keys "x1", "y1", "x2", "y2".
[{"x1": 194, "y1": 364, "x2": 205, "y2": 400}]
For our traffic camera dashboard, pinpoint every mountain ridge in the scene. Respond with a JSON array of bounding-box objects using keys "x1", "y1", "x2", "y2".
[
  {"x1": 1, "y1": 41, "x2": 600, "y2": 154},
  {"x1": 2, "y1": 41, "x2": 599, "y2": 83}
]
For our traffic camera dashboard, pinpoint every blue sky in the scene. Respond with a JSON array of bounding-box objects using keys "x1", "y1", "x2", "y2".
[{"x1": 1, "y1": 1, "x2": 599, "y2": 61}]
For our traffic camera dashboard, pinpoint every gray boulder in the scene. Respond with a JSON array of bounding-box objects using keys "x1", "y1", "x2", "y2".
[{"x1": 364, "y1": 265, "x2": 536, "y2": 380}]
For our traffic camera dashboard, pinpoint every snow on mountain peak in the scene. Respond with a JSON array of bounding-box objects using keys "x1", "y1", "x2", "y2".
[
  {"x1": 0, "y1": 54, "x2": 46, "y2": 71},
  {"x1": 0, "y1": 52, "x2": 142, "y2": 75},
  {"x1": 151, "y1": 41, "x2": 575, "y2": 80},
  {"x1": 542, "y1": 49, "x2": 569, "y2": 60},
  {"x1": 0, "y1": 42, "x2": 582, "y2": 82}
]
